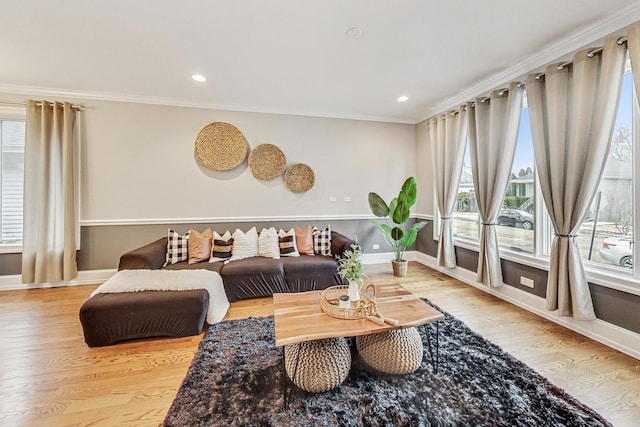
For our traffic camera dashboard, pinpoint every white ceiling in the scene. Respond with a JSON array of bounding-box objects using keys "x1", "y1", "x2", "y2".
[{"x1": 2, "y1": 0, "x2": 640, "y2": 123}]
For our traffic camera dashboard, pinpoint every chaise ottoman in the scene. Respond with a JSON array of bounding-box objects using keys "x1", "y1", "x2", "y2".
[{"x1": 79, "y1": 269, "x2": 229, "y2": 347}]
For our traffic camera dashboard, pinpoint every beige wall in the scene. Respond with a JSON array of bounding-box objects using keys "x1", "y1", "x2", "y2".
[
  {"x1": 81, "y1": 100, "x2": 416, "y2": 222},
  {"x1": 0, "y1": 94, "x2": 419, "y2": 276},
  {"x1": 415, "y1": 118, "x2": 434, "y2": 216}
]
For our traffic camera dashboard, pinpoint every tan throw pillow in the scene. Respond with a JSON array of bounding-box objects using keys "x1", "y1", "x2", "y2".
[
  {"x1": 294, "y1": 224, "x2": 315, "y2": 256},
  {"x1": 210, "y1": 230, "x2": 233, "y2": 262},
  {"x1": 188, "y1": 228, "x2": 213, "y2": 264}
]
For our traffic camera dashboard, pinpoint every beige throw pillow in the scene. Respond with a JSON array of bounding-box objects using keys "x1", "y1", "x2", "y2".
[
  {"x1": 228, "y1": 227, "x2": 259, "y2": 262},
  {"x1": 258, "y1": 227, "x2": 280, "y2": 259},
  {"x1": 188, "y1": 228, "x2": 213, "y2": 264}
]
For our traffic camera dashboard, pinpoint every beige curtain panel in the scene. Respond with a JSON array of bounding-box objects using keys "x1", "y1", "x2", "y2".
[
  {"x1": 430, "y1": 106, "x2": 468, "y2": 268},
  {"x1": 22, "y1": 100, "x2": 78, "y2": 284},
  {"x1": 526, "y1": 36, "x2": 626, "y2": 320},
  {"x1": 629, "y1": 24, "x2": 640, "y2": 112},
  {"x1": 468, "y1": 82, "x2": 524, "y2": 287}
]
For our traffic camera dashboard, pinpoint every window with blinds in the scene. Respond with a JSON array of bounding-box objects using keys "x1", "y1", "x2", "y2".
[{"x1": 0, "y1": 119, "x2": 25, "y2": 244}]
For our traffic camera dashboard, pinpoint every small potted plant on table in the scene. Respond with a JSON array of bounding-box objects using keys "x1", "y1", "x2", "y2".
[
  {"x1": 336, "y1": 240, "x2": 365, "y2": 301},
  {"x1": 368, "y1": 177, "x2": 428, "y2": 277}
]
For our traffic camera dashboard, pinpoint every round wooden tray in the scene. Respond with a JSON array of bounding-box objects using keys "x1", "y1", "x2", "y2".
[{"x1": 320, "y1": 285, "x2": 375, "y2": 320}]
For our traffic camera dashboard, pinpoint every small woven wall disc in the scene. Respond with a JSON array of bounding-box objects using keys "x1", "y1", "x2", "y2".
[
  {"x1": 248, "y1": 144, "x2": 286, "y2": 180},
  {"x1": 195, "y1": 122, "x2": 248, "y2": 171},
  {"x1": 285, "y1": 163, "x2": 315, "y2": 193}
]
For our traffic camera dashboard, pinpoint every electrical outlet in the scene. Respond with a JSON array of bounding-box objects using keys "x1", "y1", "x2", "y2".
[
  {"x1": 344, "y1": 196, "x2": 352, "y2": 202},
  {"x1": 372, "y1": 244, "x2": 380, "y2": 250},
  {"x1": 520, "y1": 276, "x2": 535, "y2": 288},
  {"x1": 329, "y1": 196, "x2": 337, "y2": 202}
]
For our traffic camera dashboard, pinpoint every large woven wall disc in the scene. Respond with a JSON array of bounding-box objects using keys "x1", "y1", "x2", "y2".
[
  {"x1": 285, "y1": 163, "x2": 315, "y2": 193},
  {"x1": 248, "y1": 144, "x2": 286, "y2": 180},
  {"x1": 195, "y1": 122, "x2": 248, "y2": 171}
]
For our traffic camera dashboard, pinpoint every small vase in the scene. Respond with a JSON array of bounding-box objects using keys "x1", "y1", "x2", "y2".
[{"x1": 348, "y1": 279, "x2": 360, "y2": 302}]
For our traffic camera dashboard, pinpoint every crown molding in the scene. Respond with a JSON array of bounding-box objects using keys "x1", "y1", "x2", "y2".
[
  {"x1": 0, "y1": 84, "x2": 415, "y2": 125},
  {"x1": 415, "y1": 2, "x2": 640, "y2": 123}
]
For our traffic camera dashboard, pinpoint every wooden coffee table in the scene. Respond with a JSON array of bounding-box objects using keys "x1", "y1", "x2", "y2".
[{"x1": 273, "y1": 283, "x2": 444, "y2": 408}]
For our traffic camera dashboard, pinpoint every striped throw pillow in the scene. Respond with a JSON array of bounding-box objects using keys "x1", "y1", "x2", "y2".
[
  {"x1": 210, "y1": 231, "x2": 233, "y2": 263},
  {"x1": 278, "y1": 228, "x2": 300, "y2": 257}
]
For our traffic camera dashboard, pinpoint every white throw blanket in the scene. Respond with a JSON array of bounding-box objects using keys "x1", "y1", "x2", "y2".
[{"x1": 91, "y1": 269, "x2": 230, "y2": 324}]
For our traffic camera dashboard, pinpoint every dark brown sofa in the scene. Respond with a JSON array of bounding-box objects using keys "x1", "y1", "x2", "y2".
[{"x1": 117, "y1": 231, "x2": 356, "y2": 301}]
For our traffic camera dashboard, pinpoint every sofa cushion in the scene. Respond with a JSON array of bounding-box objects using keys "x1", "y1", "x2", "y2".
[
  {"x1": 281, "y1": 255, "x2": 344, "y2": 292},
  {"x1": 220, "y1": 257, "x2": 287, "y2": 301},
  {"x1": 163, "y1": 260, "x2": 223, "y2": 274}
]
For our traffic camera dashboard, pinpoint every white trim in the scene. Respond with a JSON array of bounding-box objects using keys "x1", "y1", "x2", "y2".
[
  {"x1": 415, "y1": 252, "x2": 640, "y2": 360},
  {"x1": 0, "y1": 84, "x2": 414, "y2": 125},
  {"x1": 416, "y1": 2, "x2": 640, "y2": 122},
  {"x1": 0, "y1": 243, "x2": 21, "y2": 254},
  {"x1": 0, "y1": 269, "x2": 116, "y2": 291},
  {"x1": 413, "y1": 213, "x2": 434, "y2": 221},
  {"x1": 361, "y1": 250, "x2": 418, "y2": 265},
  {"x1": 80, "y1": 213, "x2": 380, "y2": 226}
]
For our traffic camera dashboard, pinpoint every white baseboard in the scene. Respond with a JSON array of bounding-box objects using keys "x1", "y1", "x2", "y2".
[
  {"x1": 361, "y1": 251, "x2": 417, "y2": 265},
  {"x1": 414, "y1": 252, "x2": 640, "y2": 360},
  {"x1": 0, "y1": 269, "x2": 116, "y2": 291}
]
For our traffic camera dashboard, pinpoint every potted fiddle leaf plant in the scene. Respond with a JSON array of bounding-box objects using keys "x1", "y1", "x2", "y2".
[{"x1": 368, "y1": 177, "x2": 427, "y2": 277}]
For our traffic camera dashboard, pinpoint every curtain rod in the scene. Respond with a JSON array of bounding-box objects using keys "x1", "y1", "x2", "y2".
[
  {"x1": 0, "y1": 100, "x2": 84, "y2": 111},
  {"x1": 429, "y1": 35, "x2": 630, "y2": 120}
]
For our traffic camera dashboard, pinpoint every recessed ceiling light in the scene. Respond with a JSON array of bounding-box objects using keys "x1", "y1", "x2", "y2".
[
  {"x1": 346, "y1": 27, "x2": 362, "y2": 38},
  {"x1": 397, "y1": 95, "x2": 409, "y2": 102},
  {"x1": 192, "y1": 74, "x2": 207, "y2": 82}
]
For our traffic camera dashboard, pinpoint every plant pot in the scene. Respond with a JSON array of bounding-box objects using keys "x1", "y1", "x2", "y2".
[{"x1": 392, "y1": 260, "x2": 408, "y2": 277}]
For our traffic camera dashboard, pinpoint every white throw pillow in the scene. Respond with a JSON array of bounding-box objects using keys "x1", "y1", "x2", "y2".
[
  {"x1": 258, "y1": 227, "x2": 280, "y2": 259},
  {"x1": 278, "y1": 228, "x2": 300, "y2": 257},
  {"x1": 228, "y1": 227, "x2": 259, "y2": 262},
  {"x1": 209, "y1": 230, "x2": 233, "y2": 263}
]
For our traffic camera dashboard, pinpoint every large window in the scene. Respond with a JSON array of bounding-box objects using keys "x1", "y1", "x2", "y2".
[
  {"x1": 0, "y1": 119, "x2": 25, "y2": 245},
  {"x1": 496, "y1": 107, "x2": 535, "y2": 253},
  {"x1": 582, "y1": 69, "x2": 636, "y2": 271},
  {"x1": 452, "y1": 143, "x2": 479, "y2": 241}
]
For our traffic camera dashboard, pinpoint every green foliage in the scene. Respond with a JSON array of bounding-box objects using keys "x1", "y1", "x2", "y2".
[
  {"x1": 336, "y1": 243, "x2": 365, "y2": 283},
  {"x1": 368, "y1": 177, "x2": 428, "y2": 262}
]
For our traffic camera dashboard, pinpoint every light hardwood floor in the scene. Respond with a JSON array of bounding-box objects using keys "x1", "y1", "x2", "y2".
[{"x1": 1, "y1": 263, "x2": 639, "y2": 426}]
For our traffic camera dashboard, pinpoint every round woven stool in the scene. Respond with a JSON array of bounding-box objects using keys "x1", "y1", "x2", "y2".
[
  {"x1": 356, "y1": 327, "x2": 423, "y2": 374},
  {"x1": 284, "y1": 338, "x2": 351, "y2": 393}
]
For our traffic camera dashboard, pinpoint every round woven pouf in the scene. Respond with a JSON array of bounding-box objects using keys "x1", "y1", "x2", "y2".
[
  {"x1": 284, "y1": 338, "x2": 351, "y2": 393},
  {"x1": 356, "y1": 327, "x2": 423, "y2": 374}
]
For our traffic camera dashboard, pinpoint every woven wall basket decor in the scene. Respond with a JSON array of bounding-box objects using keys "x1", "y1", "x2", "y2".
[
  {"x1": 195, "y1": 122, "x2": 248, "y2": 171},
  {"x1": 248, "y1": 143, "x2": 286, "y2": 181},
  {"x1": 285, "y1": 163, "x2": 315, "y2": 193}
]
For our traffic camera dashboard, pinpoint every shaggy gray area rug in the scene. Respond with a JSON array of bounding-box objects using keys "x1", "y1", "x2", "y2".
[{"x1": 163, "y1": 300, "x2": 612, "y2": 427}]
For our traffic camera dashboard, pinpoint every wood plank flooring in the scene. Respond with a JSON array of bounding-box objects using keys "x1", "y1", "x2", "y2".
[{"x1": 1, "y1": 262, "x2": 639, "y2": 426}]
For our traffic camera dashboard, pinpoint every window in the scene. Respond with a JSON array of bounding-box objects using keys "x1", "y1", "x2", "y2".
[
  {"x1": 452, "y1": 143, "x2": 479, "y2": 241},
  {"x1": 582, "y1": 68, "x2": 636, "y2": 271},
  {"x1": 0, "y1": 119, "x2": 25, "y2": 246},
  {"x1": 497, "y1": 107, "x2": 535, "y2": 254}
]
